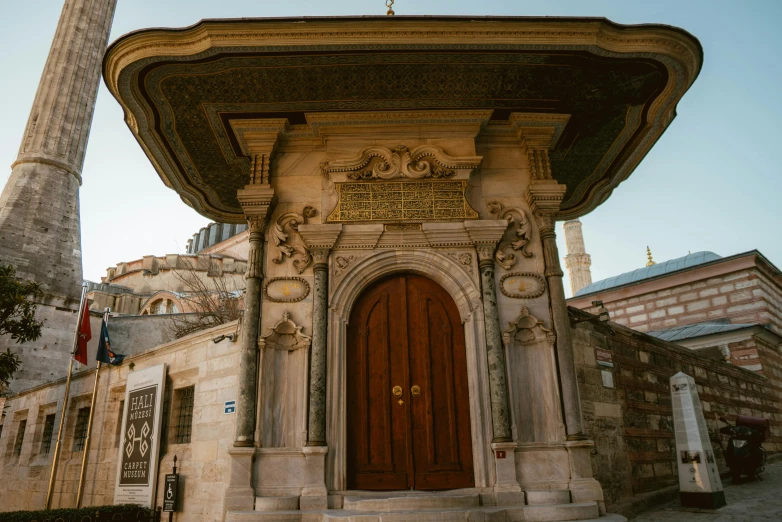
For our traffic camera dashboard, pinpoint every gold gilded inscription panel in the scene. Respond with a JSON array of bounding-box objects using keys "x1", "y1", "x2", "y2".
[{"x1": 327, "y1": 180, "x2": 478, "y2": 223}]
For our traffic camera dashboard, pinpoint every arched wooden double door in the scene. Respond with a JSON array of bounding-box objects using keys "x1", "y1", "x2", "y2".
[{"x1": 347, "y1": 274, "x2": 474, "y2": 490}]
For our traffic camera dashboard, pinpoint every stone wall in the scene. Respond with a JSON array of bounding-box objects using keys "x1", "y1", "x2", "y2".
[
  {"x1": 0, "y1": 322, "x2": 240, "y2": 522},
  {"x1": 572, "y1": 308, "x2": 782, "y2": 509}
]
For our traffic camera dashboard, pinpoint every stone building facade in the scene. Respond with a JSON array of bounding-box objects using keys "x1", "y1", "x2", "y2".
[
  {"x1": 0, "y1": 322, "x2": 240, "y2": 518},
  {"x1": 87, "y1": 253, "x2": 248, "y2": 316}
]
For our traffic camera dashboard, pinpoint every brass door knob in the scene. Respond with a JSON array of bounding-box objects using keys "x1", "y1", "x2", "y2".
[
  {"x1": 392, "y1": 385, "x2": 403, "y2": 398},
  {"x1": 411, "y1": 385, "x2": 421, "y2": 398}
]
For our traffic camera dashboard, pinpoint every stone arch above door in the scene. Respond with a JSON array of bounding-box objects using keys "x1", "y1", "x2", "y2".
[
  {"x1": 330, "y1": 249, "x2": 483, "y2": 324},
  {"x1": 326, "y1": 248, "x2": 494, "y2": 491}
]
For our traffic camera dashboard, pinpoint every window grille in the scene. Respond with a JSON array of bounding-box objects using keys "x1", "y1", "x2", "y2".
[
  {"x1": 14, "y1": 420, "x2": 26, "y2": 456},
  {"x1": 73, "y1": 407, "x2": 90, "y2": 452},
  {"x1": 174, "y1": 386, "x2": 195, "y2": 444},
  {"x1": 41, "y1": 414, "x2": 56, "y2": 454}
]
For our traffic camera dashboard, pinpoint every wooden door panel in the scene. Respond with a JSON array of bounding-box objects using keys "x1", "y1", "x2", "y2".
[
  {"x1": 347, "y1": 274, "x2": 473, "y2": 491},
  {"x1": 407, "y1": 275, "x2": 474, "y2": 489},
  {"x1": 347, "y1": 277, "x2": 409, "y2": 490}
]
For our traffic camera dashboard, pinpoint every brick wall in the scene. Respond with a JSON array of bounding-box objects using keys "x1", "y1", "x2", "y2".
[
  {"x1": 583, "y1": 268, "x2": 780, "y2": 335},
  {"x1": 573, "y1": 309, "x2": 782, "y2": 509}
]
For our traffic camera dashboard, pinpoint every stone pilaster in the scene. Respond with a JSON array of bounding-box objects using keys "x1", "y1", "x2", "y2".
[
  {"x1": 527, "y1": 180, "x2": 585, "y2": 439},
  {"x1": 298, "y1": 224, "x2": 342, "y2": 447},
  {"x1": 465, "y1": 220, "x2": 513, "y2": 443},
  {"x1": 0, "y1": 0, "x2": 117, "y2": 303},
  {"x1": 234, "y1": 184, "x2": 277, "y2": 447}
]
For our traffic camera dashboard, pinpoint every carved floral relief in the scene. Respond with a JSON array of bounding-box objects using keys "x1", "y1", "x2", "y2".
[
  {"x1": 499, "y1": 272, "x2": 546, "y2": 299},
  {"x1": 488, "y1": 201, "x2": 533, "y2": 270},
  {"x1": 272, "y1": 206, "x2": 316, "y2": 273}
]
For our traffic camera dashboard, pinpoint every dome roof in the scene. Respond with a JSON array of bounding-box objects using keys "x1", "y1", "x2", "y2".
[{"x1": 574, "y1": 251, "x2": 722, "y2": 297}]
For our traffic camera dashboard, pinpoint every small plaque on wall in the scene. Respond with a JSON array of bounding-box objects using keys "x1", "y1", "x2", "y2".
[
  {"x1": 264, "y1": 277, "x2": 310, "y2": 303},
  {"x1": 499, "y1": 272, "x2": 546, "y2": 299}
]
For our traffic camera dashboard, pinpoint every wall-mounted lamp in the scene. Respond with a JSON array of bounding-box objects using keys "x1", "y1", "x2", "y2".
[{"x1": 569, "y1": 301, "x2": 614, "y2": 334}]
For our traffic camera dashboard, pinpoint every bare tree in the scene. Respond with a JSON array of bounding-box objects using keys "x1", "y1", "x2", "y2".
[{"x1": 167, "y1": 258, "x2": 243, "y2": 339}]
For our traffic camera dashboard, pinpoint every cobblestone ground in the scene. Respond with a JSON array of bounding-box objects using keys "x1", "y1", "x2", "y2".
[{"x1": 631, "y1": 460, "x2": 782, "y2": 521}]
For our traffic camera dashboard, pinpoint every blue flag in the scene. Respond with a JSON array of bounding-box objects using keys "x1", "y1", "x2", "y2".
[{"x1": 96, "y1": 321, "x2": 124, "y2": 365}]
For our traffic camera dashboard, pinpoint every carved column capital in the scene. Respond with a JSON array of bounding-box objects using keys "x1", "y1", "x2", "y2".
[
  {"x1": 311, "y1": 248, "x2": 330, "y2": 269},
  {"x1": 475, "y1": 243, "x2": 497, "y2": 267},
  {"x1": 298, "y1": 223, "x2": 343, "y2": 271},
  {"x1": 237, "y1": 183, "x2": 277, "y2": 219}
]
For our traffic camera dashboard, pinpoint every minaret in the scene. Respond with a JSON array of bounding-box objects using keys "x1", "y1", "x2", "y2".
[
  {"x1": 563, "y1": 219, "x2": 593, "y2": 296},
  {"x1": 0, "y1": 0, "x2": 117, "y2": 391},
  {"x1": 0, "y1": 0, "x2": 117, "y2": 304}
]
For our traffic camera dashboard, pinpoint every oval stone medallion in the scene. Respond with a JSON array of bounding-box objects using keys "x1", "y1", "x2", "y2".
[
  {"x1": 264, "y1": 277, "x2": 310, "y2": 303},
  {"x1": 499, "y1": 272, "x2": 546, "y2": 299}
]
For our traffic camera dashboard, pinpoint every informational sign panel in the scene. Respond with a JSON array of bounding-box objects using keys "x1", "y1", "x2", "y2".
[
  {"x1": 162, "y1": 474, "x2": 178, "y2": 512},
  {"x1": 114, "y1": 364, "x2": 167, "y2": 508},
  {"x1": 595, "y1": 348, "x2": 614, "y2": 367},
  {"x1": 670, "y1": 372, "x2": 726, "y2": 509},
  {"x1": 224, "y1": 400, "x2": 236, "y2": 414}
]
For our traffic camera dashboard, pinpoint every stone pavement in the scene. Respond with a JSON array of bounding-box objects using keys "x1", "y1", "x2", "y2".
[{"x1": 630, "y1": 460, "x2": 782, "y2": 521}]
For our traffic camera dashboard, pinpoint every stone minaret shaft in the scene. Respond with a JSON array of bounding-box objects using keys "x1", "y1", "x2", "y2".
[
  {"x1": 0, "y1": 0, "x2": 117, "y2": 304},
  {"x1": 563, "y1": 219, "x2": 592, "y2": 296}
]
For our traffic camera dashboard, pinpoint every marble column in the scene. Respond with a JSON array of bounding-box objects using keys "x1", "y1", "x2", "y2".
[
  {"x1": 235, "y1": 185, "x2": 277, "y2": 447},
  {"x1": 307, "y1": 248, "x2": 329, "y2": 446},
  {"x1": 527, "y1": 181, "x2": 585, "y2": 439},
  {"x1": 477, "y1": 244, "x2": 513, "y2": 443},
  {"x1": 298, "y1": 223, "x2": 342, "y2": 447}
]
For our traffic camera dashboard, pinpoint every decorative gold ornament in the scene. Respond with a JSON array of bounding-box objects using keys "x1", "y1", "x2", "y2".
[
  {"x1": 326, "y1": 180, "x2": 478, "y2": 223},
  {"x1": 386, "y1": 0, "x2": 395, "y2": 16},
  {"x1": 646, "y1": 246, "x2": 656, "y2": 267}
]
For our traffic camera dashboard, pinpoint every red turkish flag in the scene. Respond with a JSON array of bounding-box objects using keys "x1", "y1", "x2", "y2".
[{"x1": 74, "y1": 303, "x2": 91, "y2": 365}]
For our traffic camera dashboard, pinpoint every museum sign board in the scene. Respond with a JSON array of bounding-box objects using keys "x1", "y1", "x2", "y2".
[{"x1": 114, "y1": 364, "x2": 167, "y2": 508}]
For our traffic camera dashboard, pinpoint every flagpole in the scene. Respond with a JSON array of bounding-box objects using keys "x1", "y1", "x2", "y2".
[
  {"x1": 45, "y1": 283, "x2": 89, "y2": 510},
  {"x1": 75, "y1": 307, "x2": 110, "y2": 508}
]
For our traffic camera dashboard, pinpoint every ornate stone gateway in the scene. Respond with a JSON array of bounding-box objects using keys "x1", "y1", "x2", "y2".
[
  {"x1": 104, "y1": 14, "x2": 702, "y2": 519},
  {"x1": 347, "y1": 274, "x2": 474, "y2": 490}
]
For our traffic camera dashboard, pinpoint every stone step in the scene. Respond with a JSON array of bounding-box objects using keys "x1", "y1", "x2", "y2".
[
  {"x1": 255, "y1": 496, "x2": 300, "y2": 511},
  {"x1": 506, "y1": 502, "x2": 600, "y2": 522},
  {"x1": 226, "y1": 501, "x2": 601, "y2": 522},
  {"x1": 524, "y1": 490, "x2": 571, "y2": 506},
  {"x1": 343, "y1": 494, "x2": 480, "y2": 512}
]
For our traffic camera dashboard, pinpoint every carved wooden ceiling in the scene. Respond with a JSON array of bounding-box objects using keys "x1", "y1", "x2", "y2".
[{"x1": 104, "y1": 17, "x2": 701, "y2": 222}]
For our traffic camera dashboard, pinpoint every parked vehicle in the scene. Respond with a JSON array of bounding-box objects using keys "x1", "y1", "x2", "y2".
[{"x1": 719, "y1": 415, "x2": 768, "y2": 483}]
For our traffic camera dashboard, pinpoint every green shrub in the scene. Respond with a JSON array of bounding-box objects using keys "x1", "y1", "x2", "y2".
[{"x1": 0, "y1": 504, "x2": 156, "y2": 522}]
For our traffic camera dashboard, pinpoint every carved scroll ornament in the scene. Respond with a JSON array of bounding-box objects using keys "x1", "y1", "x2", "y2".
[
  {"x1": 499, "y1": 272, "x2": 546, "y2": 299},
  {"x1": 321, "y1": 145, "x2": 481, "y2": 180},
  {"x1": 272, "y1": 206, "x2": 316, "y2": 273},
  {"x1": 488, "y1": 201, "x2": 533, "y2": 270}
]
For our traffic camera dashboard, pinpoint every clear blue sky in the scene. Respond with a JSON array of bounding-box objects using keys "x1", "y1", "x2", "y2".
[{"x1": 1, "y1": 1, "x2": 780, "y2": 296}]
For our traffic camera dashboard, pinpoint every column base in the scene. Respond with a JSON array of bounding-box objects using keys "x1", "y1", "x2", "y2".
[
  {"x1": 491, "y1": 442, "x2": 523, "y2": 505},
  {"x1": 680, "y1": 491, "x2": 726, "y2": 510},
  {"x1": 300, "y1": 446, "x2": 328, "y2": 510},
  {"x1": 565, "y1": 440, "x2": 605, "y2": 515},
  {"x1": 223, "y1": 447, "x2": 255, "y2": 512}
]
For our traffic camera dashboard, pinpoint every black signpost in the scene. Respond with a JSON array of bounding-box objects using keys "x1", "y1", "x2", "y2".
[{"x1": 163, "y1": 455, "x2": 179, "y2": 517}]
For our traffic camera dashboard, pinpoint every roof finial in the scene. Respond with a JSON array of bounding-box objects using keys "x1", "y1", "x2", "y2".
[
  {"x1": 646, "y1": 246, "x2": 656, "y2": 267},
  {"x1": 386, "y1": 0, "x2": 395, "y2": 15}
]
